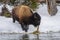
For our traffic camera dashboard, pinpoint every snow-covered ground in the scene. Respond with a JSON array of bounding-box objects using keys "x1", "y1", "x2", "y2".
[
  {"x1": 36, "y1": 4, "x2": 60, "y2": 32},
  {"x1": 0, "y1": 4, "x2": 60, "y2": 33}
]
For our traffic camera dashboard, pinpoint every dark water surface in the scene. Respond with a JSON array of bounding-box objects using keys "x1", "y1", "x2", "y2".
[{"x1": 0, "y1": 32, "x2": 60, "y2": 40}]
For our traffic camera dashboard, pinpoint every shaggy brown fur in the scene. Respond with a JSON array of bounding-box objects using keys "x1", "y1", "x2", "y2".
[
  {"x1": 12, "y1": 6, "x2": 41, "y2": 32},
  {"x1": 12, "y1": 5, "x2": 33, "y2": 23}
]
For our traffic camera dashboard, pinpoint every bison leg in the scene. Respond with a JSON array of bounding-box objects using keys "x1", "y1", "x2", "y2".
[
  {"x1": 12, "y1": 15, "x2": 16, "y2": 23},
  {"x1": 12, "y1": 12, "x2": 16, "y2": 23},
  {"x1": 21, "y1": 23, "x2": 29, "y2": 32},
  {"x1": 32, "y1": 25, "x2": 40, "y2": 34},
  {"x1": 13, "y1": 17, "x2": 15, "y2": 23},
  {"x1": 21, "y1": 23, "x2": 25, "y2": 31},
  {"x1": 24, "y1": 25, "x2": 29, "y2": 32}
]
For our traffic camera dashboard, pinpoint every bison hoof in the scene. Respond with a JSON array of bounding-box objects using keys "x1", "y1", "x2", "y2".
[
  {"x1": 32, "y1": 31, "x2": 40, "y2": 34},
  {"x1": 13, "y1": 21, "x2": 15, "y2": 23},
  {"x1": 25, "y1": 30, "x2": 28, "y2": 32}
]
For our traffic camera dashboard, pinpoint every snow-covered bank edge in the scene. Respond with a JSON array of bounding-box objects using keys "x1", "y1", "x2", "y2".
[{"x1": 0, "y1": 31, "x2": 60, "y2": 34}]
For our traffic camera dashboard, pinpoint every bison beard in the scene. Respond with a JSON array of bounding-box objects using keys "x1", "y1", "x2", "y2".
[{"x1": 12, "y1": 5, "x2": 41, "y2": 32}]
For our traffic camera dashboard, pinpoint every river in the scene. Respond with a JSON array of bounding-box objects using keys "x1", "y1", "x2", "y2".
[{"x1": 0, "y1": 32, "x2": 60, "y2": 40}]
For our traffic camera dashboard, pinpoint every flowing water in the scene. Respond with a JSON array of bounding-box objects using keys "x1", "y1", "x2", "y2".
[{"x1": 0, "y1": 32, "x2": 60, "y2": 40}]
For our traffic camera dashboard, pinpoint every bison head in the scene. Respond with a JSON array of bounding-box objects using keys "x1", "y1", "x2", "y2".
[{"x1": 33, "y1": 12, "x2": 41, "y2": 27}]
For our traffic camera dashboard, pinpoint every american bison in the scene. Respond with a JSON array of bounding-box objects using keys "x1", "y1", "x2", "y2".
[{"x1": 12, "y1": 5, "x2": 41, "y2": 32}]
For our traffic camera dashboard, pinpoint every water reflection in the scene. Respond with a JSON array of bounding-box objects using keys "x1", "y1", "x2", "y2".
[
  {"x1": 21, "y1": 34, "x2": 29, "y2": 40},
  {"x1": 33, "y1": 34, "x2": 40, "y2": 40},
  {"x1": 20, "y1": 34, "x2": 40, "y2": 40},
  {"x1": 0, "y1": 33, "x2": 60, "y2": 40}
]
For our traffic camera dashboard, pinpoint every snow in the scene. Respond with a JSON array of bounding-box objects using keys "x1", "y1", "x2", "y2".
[
  {"x1": 0, "y1": 4, "x2": 4, "y2": 13},
  {"x1": 0, "y1": 4, "x2": 60, "y2": 33},
  {"x1": 6, "y1": 4, "x2": 14, "y2": 13},
  {"x1": 36, "y1": 4, "x2": 60, "y2": 32},
  {"x1": 0, "y1": 4, "x2": 14, "y2": 13}
]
